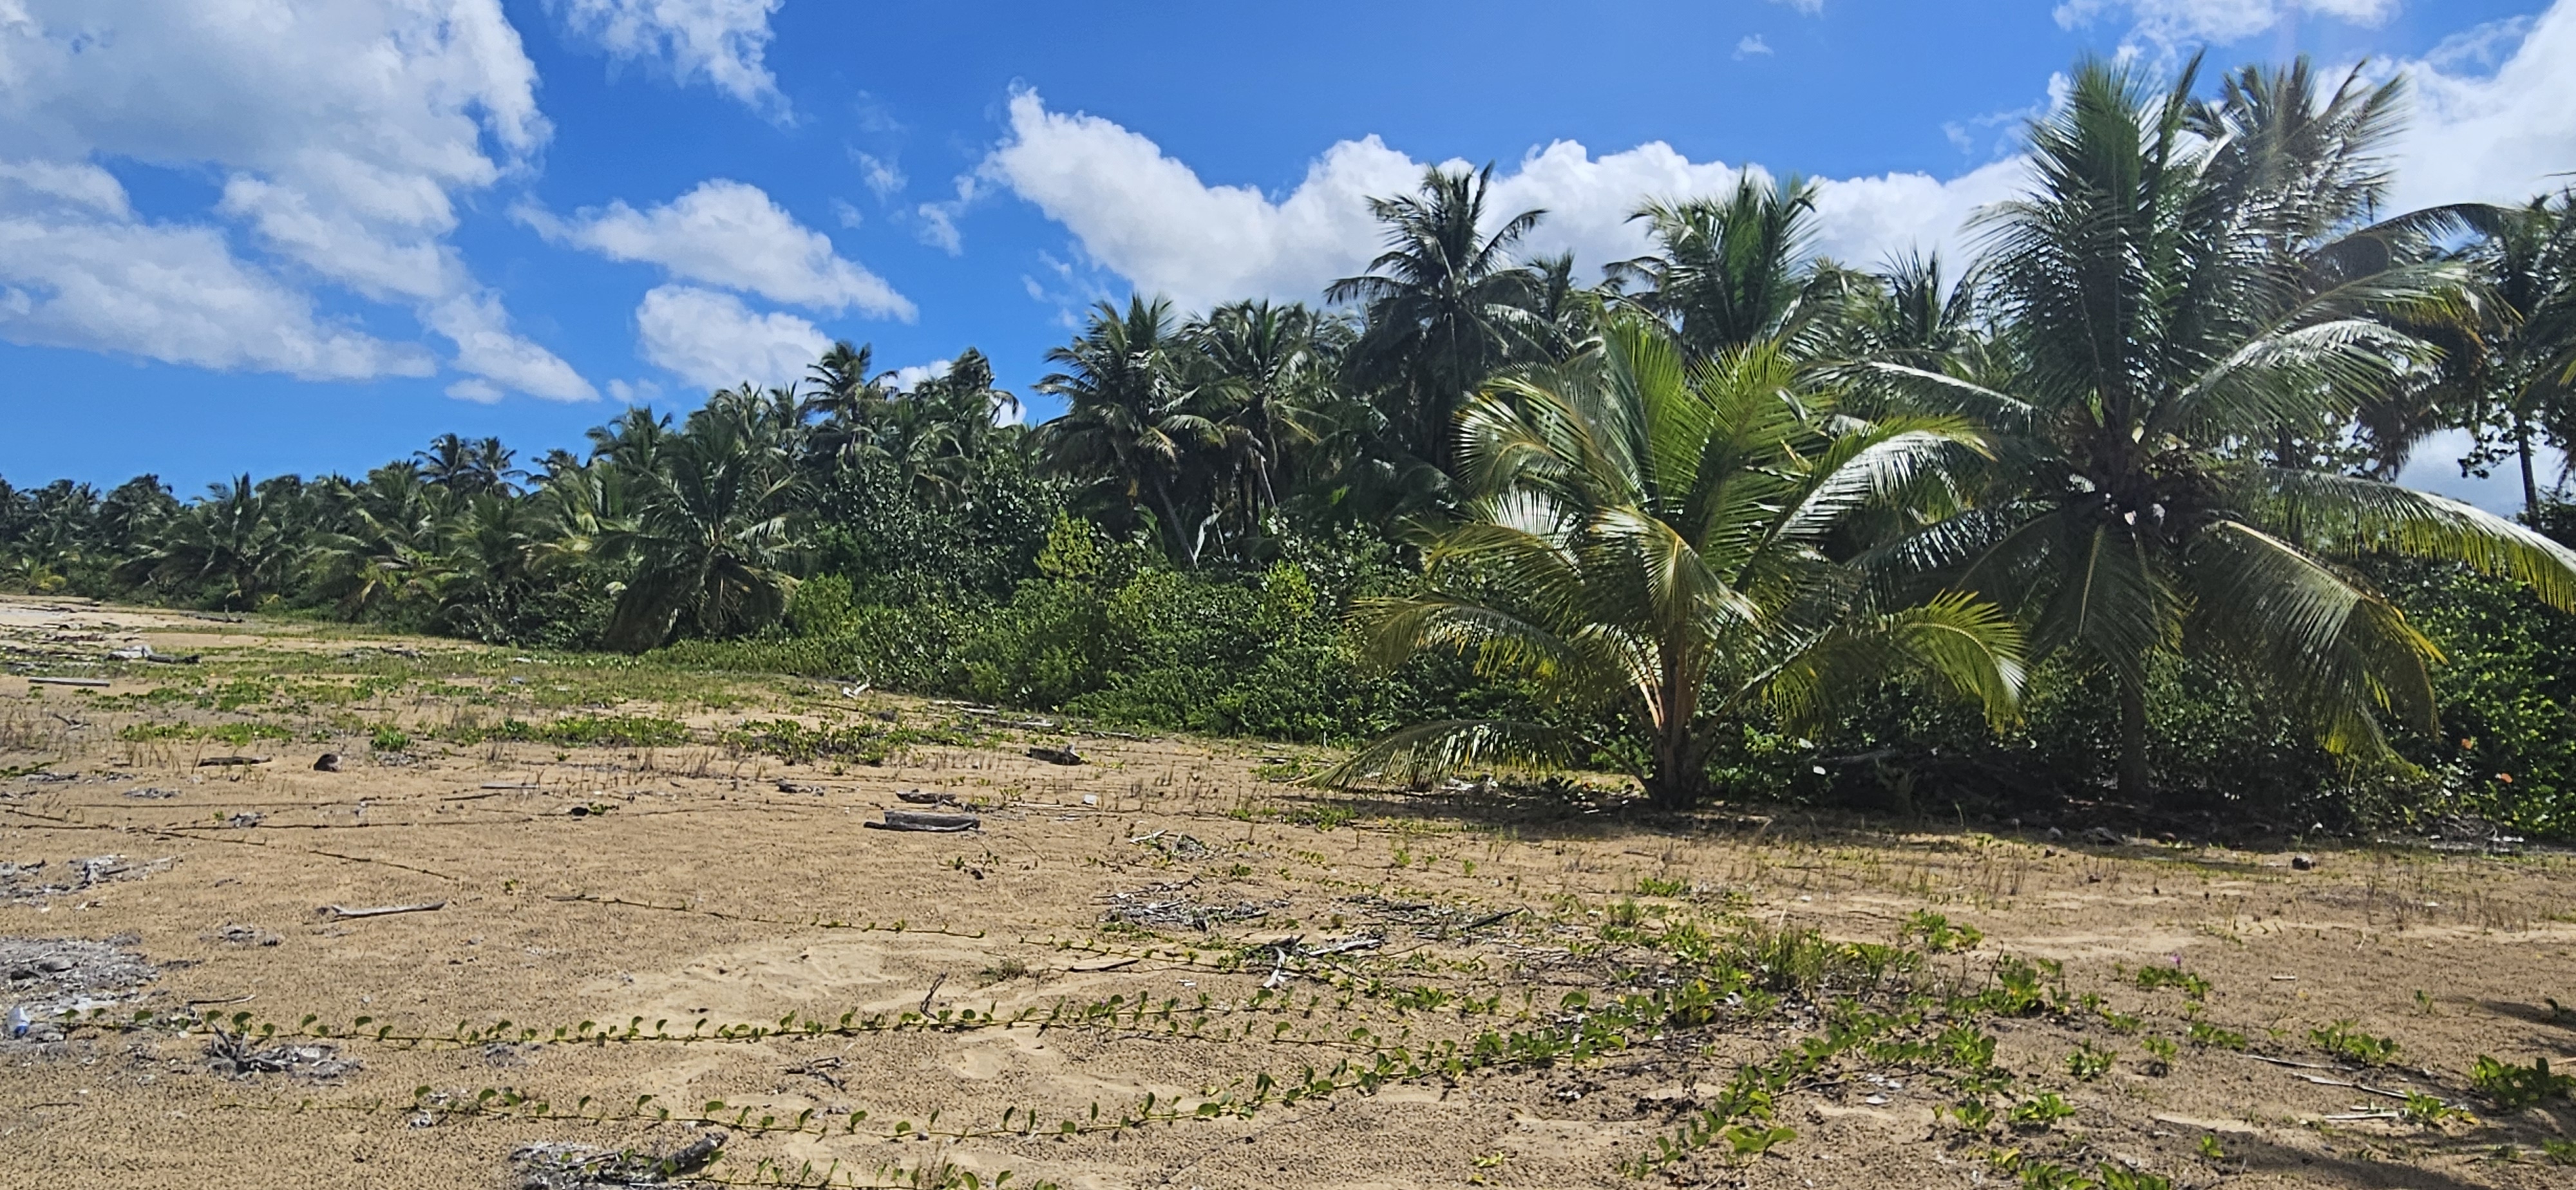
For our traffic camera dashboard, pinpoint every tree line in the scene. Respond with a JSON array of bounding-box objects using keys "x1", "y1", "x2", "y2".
[{"x1": 6, "y1": 57, "x2": 2576, "y2": 831}]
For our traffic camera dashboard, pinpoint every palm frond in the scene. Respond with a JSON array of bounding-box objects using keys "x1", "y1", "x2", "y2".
[
  {"x1": 2259, "y1": 470, "x2": 2576, "y2": 610},
  {"x1": 1315, "y1": 719, "x2": 1584, "y2": 789}
]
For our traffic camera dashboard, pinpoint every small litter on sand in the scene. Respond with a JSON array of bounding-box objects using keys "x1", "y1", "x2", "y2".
[
  {"x1": 1, "y1": 855, "x2": 176, "y2": 905},
  {"x1": 510, "y1": 1131, "x2": 727, "y2": 1189},
  {"x1": 2, "y1": 934, "x2": 158, "y2": 1039},
  {"x1": 204, "y1": 1028, "x2": 360, "y2": 1081}
]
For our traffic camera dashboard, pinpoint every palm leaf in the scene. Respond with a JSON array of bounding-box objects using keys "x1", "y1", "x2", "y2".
[{"x1": 1316, "y1": 719, "x2": 1584, "y2": 789}]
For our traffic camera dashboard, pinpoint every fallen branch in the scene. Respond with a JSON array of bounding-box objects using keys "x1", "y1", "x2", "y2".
[
  {"x1": 1448, "y1": 907, "x2": 1526, "y2": 936},
  {"x1": 2246, "y1": 1053, "x2": 2336, "y2": 1071},
  {"x1": 2289, "y1": 1073, "x2": 2414, "y2": 1101},
  {"x1": 28, "y1": 677, "x2": 109, "y2": 688},
  {"x1": 319, "y1": 900, "x2": 448, "y2": 920},
  {"x1": 1301, "y1": 935, "x2": 1383, "y2": 958},
  {"x1": 198, "y1": 755, "x2": 271, "y2": 767},
  {"x1": 864, "y1": 809, "x2": 980, "y2": 833},
  {"x1": 1027, "y1": 745, "x2": 1084, "y2": 766}
]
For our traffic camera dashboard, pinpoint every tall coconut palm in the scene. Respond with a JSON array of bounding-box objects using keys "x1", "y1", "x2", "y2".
[
  {"x1": 800, "y1": 340, "x2": 899, "y2": 471},
  {"x1": 416, "y1": 433, "x2": 522, "y2": 496},
  {"x1": 1871, "y1": 57, "x2": 2576, "y2": 800},
  {"x1": 1327, "y1": 165, "x2": 1545, "y2": 472},
  {"x1": 1035, "y1": 296, "x2": 1212, "y2": 563},
  {"x1": 308, "y1": 463, "x2": 452, "y2": 619},
  {"x1": 2452, "y1": 193, "x2": 2576, "y2": 513},
  {"x1": 1333, "y1": 316, "x2": 2024, "y2": 809},
  {"x1": 600, "y1": 388, "x2": 806, "y2": 651},
  {"x1": 589, "y1": 408, "x2": 676, "y2": 475},
  {"x1": 1612, "y1": 176, "x2": 1836, "y2": 359},
  {"x1": 1184, "y1": 300, "x2": 1347, "y2": 538},
  {"x1": 118, "y1": 476, "x2": 308, "y2": 610}
]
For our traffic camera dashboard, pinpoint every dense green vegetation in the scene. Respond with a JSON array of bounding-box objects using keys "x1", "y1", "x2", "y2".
[{"x1": 8, "y1": 55, "x2": 2576, "y2": 836}]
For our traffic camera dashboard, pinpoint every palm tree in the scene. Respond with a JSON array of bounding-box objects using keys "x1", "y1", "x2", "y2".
[
  {"x1": 1612, "y1": 176, "x2": 1838, "y2": 359},
  {"x1": 1327, "y1": 165, "x2": 1546, "y2": 472},
  {"x1": 1184, "y1": 301, "x2": 1346, "y2": 543},
  {"x1": 2452, "y1": 193, "x2": 2576, "y2": 513},
  {"x1": 1873, "y1": 57, "x2": 2576, "y2": 800},
  {"x1": 308, "y1": 463, "x2": 451, "y2": 619},
  {"x1": 1500, "y1": 251, "x2": 1604, "y2": 365},
  {"x1": 1332, "y1": 317, "x2": 2024, "y2": 809},
  {"x1": 415, "y1": 433, "x2": 520, "y2": 496},
  {"x1": 1828, "y1": 252, "x2": 1992, "y2": 379},
  {"x1": 589, "y1": 408, "x2": 676, "y2": 474},
  {"x1": 599, "y1": 387, "x2": 806, "y2": 651},
  {"x1": 1035, "y1": 296, "x2": 1213, "y2": 564},
  {"x1": 800, "y1": 340, "x2": 898, "y2": 471},
  {"x1": 95, "y1": 475, "x2": 180, "y2": 556},
  {"x1": 118, "y1": 475, "x2": 307, "y2": 610}
]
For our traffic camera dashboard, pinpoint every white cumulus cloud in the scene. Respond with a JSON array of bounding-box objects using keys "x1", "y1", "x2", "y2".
[
  {"x1": 0, "y1": 180, "x2": 432, "y2": 381},
  {"x1": 555, "y1": 0, "x2": 785, "y2": 114},
  {"x1": 0, "y1": 0, "x2": 587, "y2": 399},
  {"x1": 980, "y1": 91, "x2": 2022, "y2": 313},
  {"x1": 526, "y1": 179, "x2": 914, "y2": 318},
  {"x1": 427, "y1": 292, "x2": 598, "y2": 402},
  {"x1": 890, "y1": 358, "x2": 951, "y2": 391},
  {"x1": 635, "y1": 284, "x2": 829, "y2": 392},
  {"x1": 2389, "y1": 4, "x2": 2576, "y2": 211}
]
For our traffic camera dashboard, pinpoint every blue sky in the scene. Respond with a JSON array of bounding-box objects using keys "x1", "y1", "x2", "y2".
[{"x1": 1, "y1": 0, "x2": 2569, "y2": 506}]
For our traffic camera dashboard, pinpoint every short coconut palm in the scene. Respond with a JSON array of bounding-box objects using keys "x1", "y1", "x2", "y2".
[
  {"x1": 1332, "y1": 316, "x2": 2026, "y2": 809},
  {"x1": 1871, "y1": 57, "x2": 2576, "y2": 797}
]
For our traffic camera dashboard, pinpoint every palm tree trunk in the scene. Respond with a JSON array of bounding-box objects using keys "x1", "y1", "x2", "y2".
[
  {"x1": 2116, "y1": 679, "x2": 2150, "y2": 802},
  {"x1": 1148, "y1": 477, "x2": 1198, "y2": 568},
  {"x1": 1645, "y1": 726, "x2": 1703, "y2": 811},
  {"x1": 1644, "y1": 670, "x2": 1707, "y2": 811},
  {"x1": 2515, "y1": 407, "x2": 2540, "y2": 519}
]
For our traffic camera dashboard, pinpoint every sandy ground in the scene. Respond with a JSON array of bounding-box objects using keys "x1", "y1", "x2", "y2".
[{"x1": 3, "y1": 593, "x2": 2575, "y2": 1189}]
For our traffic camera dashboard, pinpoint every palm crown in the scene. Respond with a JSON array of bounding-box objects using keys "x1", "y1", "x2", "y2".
[
  {"x1": 1336, "y1": 316, "x2": 2025, "y2": 808},
  {"x1": 1873, "y1": 57, "x2": 2576, "y2": 795}
]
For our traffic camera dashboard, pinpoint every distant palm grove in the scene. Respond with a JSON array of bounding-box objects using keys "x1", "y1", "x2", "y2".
[{"x1": 9, "y1": 59, "x2": 2576, "y2": 836}]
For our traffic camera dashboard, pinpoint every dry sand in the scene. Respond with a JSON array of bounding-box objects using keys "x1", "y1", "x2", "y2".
[{"x1": 3, "y1": 593, "x2": 2573, "y2": 1189}]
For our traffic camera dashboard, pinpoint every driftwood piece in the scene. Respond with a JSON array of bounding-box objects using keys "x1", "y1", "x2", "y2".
[
  {"x1": 318, "y1": 900, "x2": 447, "y2": 920},
  {"x1": 28, "y1": 677, "x2": 110, "y2": 688},
  {"x1": 895, "y1": 789, "x2": 959, "y2": 806},
  {"x1": 864, "y1": 809, "x2": 980, "y2": 833},
  {"x1": 1026, "y1": 745, "x2": 1085, "y2": 766},
  {"x1": 197, "y1": 755, "x2": 270, "y2": 767}
]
